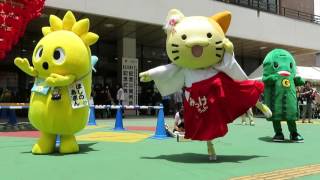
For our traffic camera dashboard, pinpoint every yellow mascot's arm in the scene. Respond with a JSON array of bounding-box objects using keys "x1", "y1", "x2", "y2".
[
  {"x1": 139, "y1": 71, "x2": 152, "y2": 82},
  {"x1": 14, "y1": 57, "x2": 38, "y2": 77},
  {"x1": 45, "y1": 73, "x2": 76, "y2": 87}
]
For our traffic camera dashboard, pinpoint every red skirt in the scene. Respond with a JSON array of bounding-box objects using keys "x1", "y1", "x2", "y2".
[{"x1": 184, "y1": 72, "x2": 264, "y2": 141}]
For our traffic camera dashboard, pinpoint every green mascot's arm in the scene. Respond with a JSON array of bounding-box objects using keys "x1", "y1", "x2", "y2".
[
  {"x1": 14, "y1": 57, "x2": 38, "y2": 77},
  {"x1": 45, "y1": 73, "x2": 76, "y2": 87},
  {"x1": 262, "y1": 74, "x2": 278, "y2": 85},
  {"x1": 294, "y1": 76, "x2": 305, "y2": 86}
]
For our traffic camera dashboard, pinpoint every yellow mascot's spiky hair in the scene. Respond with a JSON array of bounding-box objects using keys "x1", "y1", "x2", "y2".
[{"x1": 41, "y1": 11, "x2": 99, "y2": 46}]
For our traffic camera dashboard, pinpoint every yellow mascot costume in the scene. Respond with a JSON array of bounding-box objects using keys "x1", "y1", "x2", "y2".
[
  {"x1": 14, "y1": 11, "x2": 99, "y2": 154},
  {"x1": 140, "y1": 9, "x2": 271, "y2": 160}
]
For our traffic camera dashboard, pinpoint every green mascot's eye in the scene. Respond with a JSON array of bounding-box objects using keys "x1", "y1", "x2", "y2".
[
  {"x1": 181, "y1": 34, "x2": 187, "y2": 40},
  {"x1": 35, "y1": 46, "x2": 43, "y2": 60},
  {"x1": 53, "y1": 48, "x2": 65, "y2": 64},
  {"x1": 290, "y1": 62, "x2": 293, "y2": 69},
  {"x1": 273, "y1": 62, "x2": 279, "y2": 68}
]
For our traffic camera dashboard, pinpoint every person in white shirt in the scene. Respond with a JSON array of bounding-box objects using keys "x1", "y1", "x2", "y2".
[
  {"x1": 173, "y1": 108, "x2": 184, "y2": 133},
  {"x1": 116, "y1": 84, "x2": 125, "y2": 105},
  {"x1": 164, "y1": 108, "x2": 185, "y2": 138},
  {"x1": 116, "y1": 84, "x2": 125, "y2": 115}
]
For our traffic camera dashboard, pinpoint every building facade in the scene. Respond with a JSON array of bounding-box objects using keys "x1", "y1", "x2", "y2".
[{"x1": 0, "y1": 0, "x2": 320, "y2": 106}]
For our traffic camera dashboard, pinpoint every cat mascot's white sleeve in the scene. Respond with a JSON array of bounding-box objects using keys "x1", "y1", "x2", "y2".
[
  {"x1": 147, "y1": 64, "x2": 185, "y2": 96},
  {"x1": 215, "y1": 52, "x2": 248, "y2": 80}
]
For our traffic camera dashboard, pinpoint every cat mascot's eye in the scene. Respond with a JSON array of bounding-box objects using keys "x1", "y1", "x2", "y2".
[{"x1": 181, "y1": 34, "x2": 187, "y2": 40}]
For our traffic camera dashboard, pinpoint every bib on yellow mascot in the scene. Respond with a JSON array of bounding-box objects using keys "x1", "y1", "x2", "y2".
[
  {"x1": 14, "y1": 11, "x2": 99, "y2": 154},
  {"x1": 140, "y1": 9, "x2": 272, "y2": 160}
]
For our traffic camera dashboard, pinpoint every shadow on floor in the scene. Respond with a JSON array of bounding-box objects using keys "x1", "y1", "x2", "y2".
[
  {"x1": 141, "y1": 153, "x2": 266, "y2": 163},
  {"x1": 21, "y1": 142, "x2": 98, "y2": 155},
  {"x1": 258, "y1": 136, "x2": 293, "y2": 143}
]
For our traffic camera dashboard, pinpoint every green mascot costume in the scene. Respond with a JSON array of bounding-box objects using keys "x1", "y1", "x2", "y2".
[{"x1": 263, "y1": 49, "x2": 305, "y2": 142}]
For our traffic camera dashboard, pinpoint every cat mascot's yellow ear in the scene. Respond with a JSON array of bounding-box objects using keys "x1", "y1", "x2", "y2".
[
  {"x1": 210, "y1": 11, "x2": 231, "y2": 33},
  {"x1": 164, "y1": 9, "x2": 185, "y2": 34}
]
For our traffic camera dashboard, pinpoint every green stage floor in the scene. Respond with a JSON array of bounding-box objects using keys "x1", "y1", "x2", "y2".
[{"x1": 0, "y1": 117, "x2": 320, "y2": 180}]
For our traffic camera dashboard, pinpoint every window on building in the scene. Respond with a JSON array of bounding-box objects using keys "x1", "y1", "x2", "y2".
[
  {"x1": 218, "y1": 0, "x2": 278, "y2": 14},
  {"x1": 252, "y1": 0, "x2": 278, "y2": 13}
]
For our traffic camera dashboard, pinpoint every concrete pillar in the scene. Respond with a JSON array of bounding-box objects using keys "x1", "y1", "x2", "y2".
[
  {"x1": 315, "y1": 0, "x2": 320, "y2": 16},
  {"x1": 315, "y1": 52, "x2": 320, "y2": 67},
  {"x1": 117, "y1": 37, "x2": 137, "y2": 83},
  {"x1": 117, "y1": 36, "x2": 139, "y2": 106},
  {"x1": 118, "y1": 37, "x2": 136, "y2": 58}
]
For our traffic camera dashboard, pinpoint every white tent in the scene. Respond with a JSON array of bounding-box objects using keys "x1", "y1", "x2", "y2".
[{"x1": 248, "y1": 65, "x2": 320, "y2": 81}]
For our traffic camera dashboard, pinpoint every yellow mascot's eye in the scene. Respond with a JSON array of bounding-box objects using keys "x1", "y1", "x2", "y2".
[
  {"x1": 35, "y1": 46, "x2": 43, "y2": 61},
  {"x1": 181, "y1": 34, "x2": 187, "y2": 40},
  {"x1": 53, "y1": 48, "x2": 65, "y2": 64},
  {"x1": 207, "y1": 33, "x2": 212, "y2": 38}
]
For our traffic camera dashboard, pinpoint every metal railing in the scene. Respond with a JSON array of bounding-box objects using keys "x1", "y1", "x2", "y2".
[
  {"x1": 0, "y1": 104, "x2": 163, "y2": 110},
  {"x1": 281, "y1": 7, "x2": 320, "y2": 24},
  {"x1": 215, "y1": 0, "x2": 320, "y2": 25}
]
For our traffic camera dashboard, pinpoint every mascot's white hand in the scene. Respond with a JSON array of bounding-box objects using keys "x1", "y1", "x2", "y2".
[
  {"x1": 139, "y1": 71, "x2": 152, "y2": 82},
  {"x1": 223, "y1": 38, "x2": 234, "y2": 53}
]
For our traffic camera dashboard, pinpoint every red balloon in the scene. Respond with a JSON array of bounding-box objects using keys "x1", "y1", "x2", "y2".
[
  {"x1": 0, "y1": 50, "x2": 6, "y2": 60},
  {"x1": 0, "y1": 0, "x2": 45, "y2": 60}
]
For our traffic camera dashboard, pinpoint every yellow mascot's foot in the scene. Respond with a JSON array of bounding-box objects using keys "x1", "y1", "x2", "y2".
[
  {"x1": 59, "y1": 135, "x2": 79, "y2": 154},
  {"x1": 207, "y1": 141, "x2": 217, "y2": 161},
  {"x1": 256, "y1": 102, "x2": 272, "y2": 118},
  {"x1": 32, "y1": 143, "x2": 55, "y2": 154},
  {"x1": 32, "y1": 133, "x2": 56, "y2": 154}
]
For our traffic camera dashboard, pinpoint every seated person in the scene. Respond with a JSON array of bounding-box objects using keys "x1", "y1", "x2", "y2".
[
  {"x1": 165, "y1": 108, "x2": 185, "y2": 138},
  {"x1": 173, "y1": 108, "x2": 184, "y2": 134}
]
